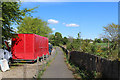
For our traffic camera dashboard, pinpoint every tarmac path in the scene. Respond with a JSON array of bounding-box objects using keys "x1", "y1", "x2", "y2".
[{"x1": 42, "y1": 47, "x2": 74, "y2": 79}]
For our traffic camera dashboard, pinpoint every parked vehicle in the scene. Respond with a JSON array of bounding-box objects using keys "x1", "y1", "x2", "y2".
[
  {"x1": 49, "y1": 43, "x2": 53, "y2": 55},
  {"x1": 11, "y1": 34, "x2": 49, "y2": 62},
  {"x1": 0, "y1": 41, "x2": 12, "y2": 72},
  {"x1": 0, "y1": 41, "x2": 12, "y2": 62}
]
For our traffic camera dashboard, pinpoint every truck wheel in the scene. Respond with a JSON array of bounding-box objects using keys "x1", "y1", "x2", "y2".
[{"x1": 8, "y1": 58, "x2": 12, "y2": 66}]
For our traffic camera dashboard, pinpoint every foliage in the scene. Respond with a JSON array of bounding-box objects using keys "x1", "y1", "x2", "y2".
[
  {"x1": 48, "y1": 32, "x2": 68, "y2": 46},
  {"x1": 62, "y1": 37, "x2": 68, "y2": 45},
  {"x1": 17, "y1": 16, "x2": 52, "y2": 37},
  {"x1": 66, "y1": 33, "x2": 81, "y2": 51},
  {"x1": 103, "y1": 23, "x2": 118, "y2": 41},
  {"x1": 94, "y1": 38, "x2": 102, "y2": 43},
  {"x1": 66, "y1": 35, "x2": 118, "y2": 60},
  {"x1": 48, "y1": 34, "x2": 55, "y2": 45},
  {"x1": 2, "y1": 2, "x2": 35, "y2": 39},
  {"x1": 101, "y1": 23, "x2": 118, "y2": 58},
  {"x1": 103, "y1": 38, "x2": 109, "y2": 43},
  {"x1": 54, "y1": 32, "x2": 63, "y2": 46},
  {"x1": 52, "y1": 23, "x2": 118, "y2": 60},
  {"x1": 63, "y1": 50, "x2": 97, "y2": 80},
  {"x1": 90, "y1": 43, "x2": 97, "y2": 54},
  {"x1": 1, "y1": 2, "x2": 35, "y2": 48}
]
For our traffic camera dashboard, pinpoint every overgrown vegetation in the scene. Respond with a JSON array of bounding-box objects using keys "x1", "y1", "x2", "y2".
[
  {"x1": 1, "y1": 1, "x2": 53, "y2": 48},
  {"x1": 49, "y1": 23, "x2": 118, "y2": 60},
  {"x1": 63, "y1": 49, "x2": 100, "y2": 80},
  {"x1": 17, "y1": 16, "x2": 52, "y2": 37},
  {"x1": 1, "y1": 1, "x2": 36, "y2": 48}
]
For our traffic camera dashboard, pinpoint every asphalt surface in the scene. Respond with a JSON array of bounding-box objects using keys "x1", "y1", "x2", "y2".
[{"x1": 41, "y1": 47, "x2": 74, "y2": 78}]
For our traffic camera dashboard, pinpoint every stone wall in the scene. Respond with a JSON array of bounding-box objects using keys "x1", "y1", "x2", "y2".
[{"x1": 60, "y1": 46, "x2": 119, "y2": 79}]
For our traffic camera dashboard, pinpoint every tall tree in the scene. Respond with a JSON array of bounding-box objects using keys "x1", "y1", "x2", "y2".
[
  {"x1": 48, "y1": 34, "x2": 55, "y2": 45},
  {"x1": 54, "y1": 32, "x2": 62, "y2": 46},
  {"x1": 103, "y1": 38, "x2": 109, "y2": 43},
  {"x1": 1, "y1": 1, "x2": 35, "y2": 48},
  {"x1": 94, "y1": 38, "x2": 102, "y2": 43},
  {"x1": 17, "y1": 16, "x2": 52, "y2": 37},
  {"x1": 2, "y1": 2, "x2": 35, "y2": 39},
  {"x1": 103, "y1": 23, "x2": 118, "y2": 55},
  {"x1": 62, "y1": 37, "x2": 68, "y2": 45},
  {"x1": 103, "y1": 23, "x2": 118, "y2": 41}
]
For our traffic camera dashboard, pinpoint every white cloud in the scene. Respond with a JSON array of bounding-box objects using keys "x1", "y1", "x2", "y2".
[
  {"x1": 48, "y1": 19, "x2": 59, "y2": 24},
  {"x1": 52, "y1": 28, "x2": 56, "y2": 31},
  {"x1": 66, "y1": 23, "x2": 80, "y2": 27}
]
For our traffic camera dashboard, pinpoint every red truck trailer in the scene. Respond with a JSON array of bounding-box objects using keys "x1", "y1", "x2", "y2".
[{"x1": 11, "y1": 34, "x2": 49, "y2": 62}]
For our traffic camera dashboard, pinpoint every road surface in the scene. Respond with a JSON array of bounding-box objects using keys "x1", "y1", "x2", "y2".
[{"x1": 42, "y1": 47, "x2": 74, "y2": 79}]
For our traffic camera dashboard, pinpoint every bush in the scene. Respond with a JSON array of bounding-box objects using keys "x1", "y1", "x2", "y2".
[
  {"x1": 66, "y1": 39, "x2": 81, "y2": 51},
  {"x1": 90, "y1": 43, "x2": 97, "y2": 54},
  {"x1": 101, "y1": 47, "x2": 107, "y2": 51}
]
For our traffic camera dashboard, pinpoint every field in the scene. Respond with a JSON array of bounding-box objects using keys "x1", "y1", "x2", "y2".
[
  {"x1": 96, "y1": 43, "x2": 118, "y2": 60},
  {"x1": 96, "y1": 43, "x2": 112, "y2": 47}
]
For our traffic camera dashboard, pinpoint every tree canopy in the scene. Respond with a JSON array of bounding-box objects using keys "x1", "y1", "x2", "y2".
[
  {"x1": 62, "y1": 37, "x2": 68, "y2": 45},
  {"x1": 17, "y1": 16, "x2": 52, "y2": 37},
  {"x1": 52, "y1": 32, "x2": 62, "y2": 46},
  {"x1": 2, "y1": 2, "x2": 35, "y2": 40},
  {"x1": 103, "y1": 23, "x2": 118, "y2": 41},
  {"x1": 1, "y1": 1, "x2": 36, "y2": 48}
]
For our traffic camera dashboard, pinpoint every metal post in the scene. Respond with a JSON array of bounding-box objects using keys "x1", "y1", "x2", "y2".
[
  {"x1": 42, "y1": 54, "x2": 44, "y2": 70},
  {"x1": 36, "y1": 56, "x2": 39, "y2": 78},
  {"x1": 23, "y1": 64, "x2": 26, "y2": 79}
]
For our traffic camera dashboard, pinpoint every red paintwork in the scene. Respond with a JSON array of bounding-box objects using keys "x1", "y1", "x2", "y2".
[{"x1": 11, "y1": 34, "x2": 49, "y2": 60}]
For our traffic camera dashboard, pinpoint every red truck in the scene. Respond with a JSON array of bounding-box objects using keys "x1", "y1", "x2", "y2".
[{"x1": 11, "y1": 34, "x2": 49, "y2": 62}]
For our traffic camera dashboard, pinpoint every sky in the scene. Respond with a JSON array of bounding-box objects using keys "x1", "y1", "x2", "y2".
[
  {"x1": 13, "y1": 2, "x2": 118, "y2": 40},
  {"x1": 20, "y1": 0, "x2": 119, "y2": 2}
]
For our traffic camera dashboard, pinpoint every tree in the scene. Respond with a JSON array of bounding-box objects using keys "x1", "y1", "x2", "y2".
[
  {"x1": 17, "y1": 16, "x2": 52, "y2": 37},
  {"x1": 66, "y1": 32, "x2": 81, "y2": 51},
  {"x1": 67, "y1": 36, "x2": 74, "y2": 43},
  {"x1": 97, "y1": 39, "x2": 102, "y2": 43},
  {"x1": 48, "y1": 34, "x2": 55, "y2": 45},
  {"x1": 94, "y1": 38, "x2": 102, "y2": 43},
  {"x1": 54, "y1": 32, "x2": 62, "y2": 46},
  {"x1": 1, "y1": 2, "x2": 35, "y2": 48},
  {"x1": 103, "y1": 38, "x2": 109, "y2": 43},
  {"x1": 102, "y1": 23, "x2": 118, "y2": 55},
  {"x1": 103, "y1": 23, "x2": 118, "y2": 41},
  {"x1": 62, "y1": 37, "x2": 68, "y2": 45}
]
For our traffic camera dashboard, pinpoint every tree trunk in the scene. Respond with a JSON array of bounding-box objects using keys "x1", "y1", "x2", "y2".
[{"x1": 108, "y1": 40, "x2": 110, "y2": 55}]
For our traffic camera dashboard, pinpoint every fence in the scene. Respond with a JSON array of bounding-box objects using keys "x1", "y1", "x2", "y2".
[{"x1": 60, "y1": 46, "x2": 119, "y2": 79}]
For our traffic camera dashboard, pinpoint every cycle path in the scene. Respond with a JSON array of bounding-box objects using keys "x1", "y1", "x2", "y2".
[{"x1": 41, "y1": 47, "x2": 74, "y2": 78}]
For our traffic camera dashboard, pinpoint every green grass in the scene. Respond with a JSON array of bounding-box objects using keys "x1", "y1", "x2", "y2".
[{"x1": 96, "y1": 43, "x2": 112, "y2": 47}]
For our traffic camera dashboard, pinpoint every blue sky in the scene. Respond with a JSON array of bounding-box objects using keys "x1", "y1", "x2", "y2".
[{"x1": 14, "y1": 2, "x2": 118, "y2": 40}]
